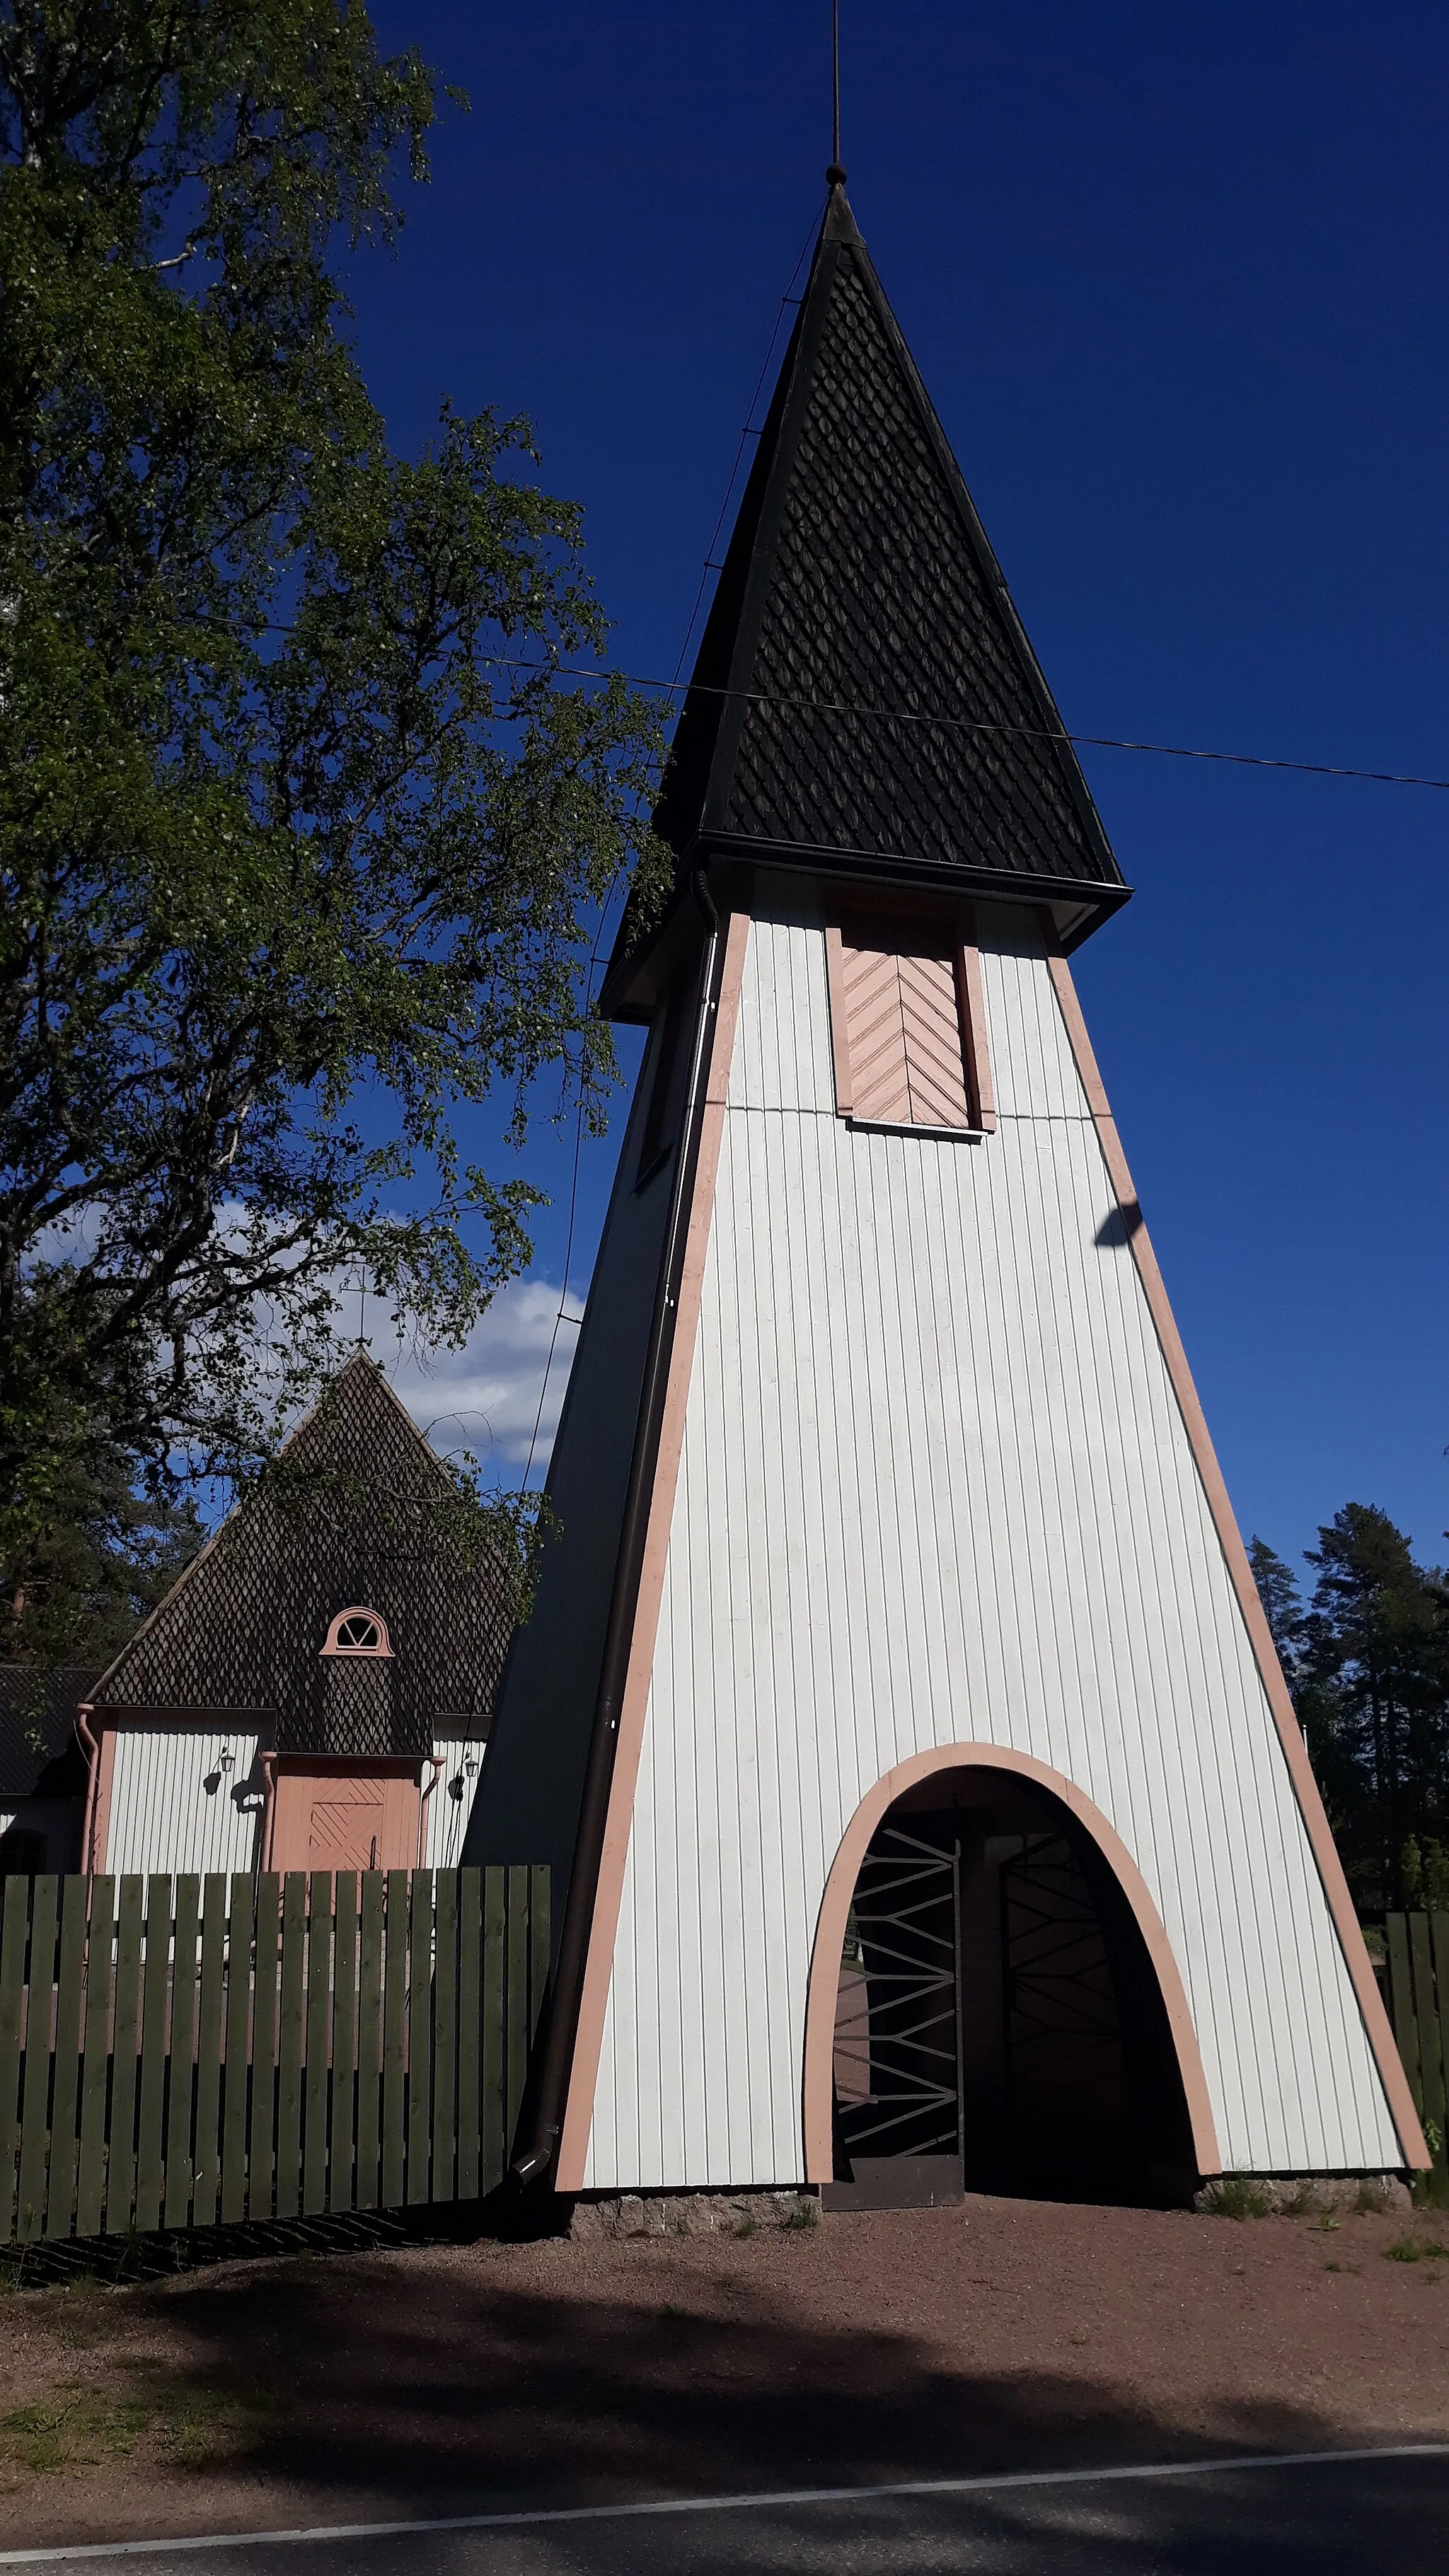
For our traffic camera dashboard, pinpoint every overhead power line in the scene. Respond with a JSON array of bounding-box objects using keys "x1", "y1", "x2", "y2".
[{"x1": 491, "y1": 655, "x2": 1449, "y2": 792}]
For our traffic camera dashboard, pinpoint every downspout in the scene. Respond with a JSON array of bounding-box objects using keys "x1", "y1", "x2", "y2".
[
  {"x1": 259, "y1": 1751, "x2": 278, "y2": 1872},
  {"x1": 76, "y1": 1704, "x2": 100, "y2": 1873},
  {"x1": 511, "y1": 867, "x2": 723, "y2": 2185},
  {"x1": 418, "y1": 1753, "x2": 444, "y2": 1868}
]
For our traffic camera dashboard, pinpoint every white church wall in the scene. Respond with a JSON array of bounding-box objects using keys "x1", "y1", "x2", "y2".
[
  {"x1": 104, "y1": 1724, "x2": 263, "y2": 1879},
  {"x1": 582, "y1": 899, "x2": 1402, "y2": 2189},
  {"x1": 427, "y1": 1737, "x2": 487, "y2": 1870}
]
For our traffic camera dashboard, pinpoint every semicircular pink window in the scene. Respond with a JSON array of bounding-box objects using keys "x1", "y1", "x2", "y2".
[{"x1": 321, "y1": 1608, "x2": 393, "y2": 1658}]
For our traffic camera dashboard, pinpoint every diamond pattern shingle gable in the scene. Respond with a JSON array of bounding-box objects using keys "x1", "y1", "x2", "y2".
[{"x1": 89, "y1": 1355, "x2": 514, "y2": 1756}]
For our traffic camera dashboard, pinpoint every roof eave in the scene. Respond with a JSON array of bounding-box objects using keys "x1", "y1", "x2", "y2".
[{"x1": 599, "y1": 836, "x2": 1131, "y2": 1018}]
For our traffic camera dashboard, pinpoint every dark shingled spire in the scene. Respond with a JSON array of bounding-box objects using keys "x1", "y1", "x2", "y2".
[{"x1": 606, "y1": 183, "x2": 1128, "y2": 1009}]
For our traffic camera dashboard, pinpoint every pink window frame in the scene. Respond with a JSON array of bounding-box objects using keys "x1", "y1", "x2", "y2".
[
  {"x1": 824, "y1": 910, "x2": 995, "y2": 1133},
  {"x1": 321, "y1": 1607, "x2": 393, "y2": 1658}
]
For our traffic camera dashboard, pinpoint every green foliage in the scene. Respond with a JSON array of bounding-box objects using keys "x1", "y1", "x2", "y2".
[
  {"x1": 4, "y1": 1438, "x2": 202, "y2": 1675},
  {"x1": 1254, "y1": 1507, "x2": 1449, "y2": 1910},
  {"x1": 1385, "y1": 2234, "x2": 1449, "y2": 2263},
  {"x1": 0, "y1": 3, "x2": 669, "y2": 1629},
  {"x1": 1249, "y1": 1537, "x2": 1303, "y2": 1688},
  {"x1": 1199, "y1": 2176, "x2": 1270, "y2": 2219},
  {"x1": 1399, "y1": 1835, "x2": 1449, "y2": 1913}
]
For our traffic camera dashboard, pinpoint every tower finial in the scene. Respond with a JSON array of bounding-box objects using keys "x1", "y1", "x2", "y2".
[{"x1": 826, "y1": 0, "x2": 845, "y2": 187}]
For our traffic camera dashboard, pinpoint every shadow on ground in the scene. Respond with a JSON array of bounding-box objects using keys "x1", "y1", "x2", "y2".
[{"x1": 106, "y1": 2246, "x2": 1398, "y2": 2522}]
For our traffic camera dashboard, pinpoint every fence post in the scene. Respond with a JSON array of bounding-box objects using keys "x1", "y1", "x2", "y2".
[
  {"x1": 406, "y1": 1871, "x2": 434, "y2": 2203},
  {"x1": 106, "y1": 1876, "x2": 144, "y2": 2233},
  {"x1": 16, "y1": 1876, "x2": 59, "y2": 2242},
  {"x1": 76, "y1": 1876, "x2": 116, "y2": 2239},
  {"x1": 1387, "y1": 1913, "x2": 1420, "y2": 2108},
  {"x1": 481, "y1": 1866, "x2": 505, "y2": 2197},
  {"x1": 432, "y1": 1871, "x2": 458, "y2": 2207},
  {"x1": 1409, "y1": 1912, "x2": 1445, "y2": 2151},
  {"x1": 302, "y1": 1873, "x2": 333, "y2": 2217},
  {"x1": 456, "y1": 1867, "x2": 482, "y2": 2202},
  {"x1": 273, "y1": 1873, "x2": 306, "y2": 2222},
  {"x1": 381, "y1": 1872, "x2": 408, "y2": 2208},
  {"x1": 0, "y1": 1875, "x2": 31, "y2": 2243},
  {"x1": 192, "y1": 1875, "x2": 226, "y2": 2228},
  {"x1": 330, "y1": 1873, "x2": 359, "y2": 2215},
  {"x1": 356, "y1": 1871, "x2": 384, "y2": 2210},
  {"x1": 163, "y1": 1876, "x2": 201, "y2": 2230}
]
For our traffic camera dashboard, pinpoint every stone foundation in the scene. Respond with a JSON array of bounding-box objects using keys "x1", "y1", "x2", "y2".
[
  {"x1": 568, "y1": 2189, "x2": 819, "y2": 2242},
  {"x1": 1194, "y1": 2172, "x2": 1412, "y2": 2217}
]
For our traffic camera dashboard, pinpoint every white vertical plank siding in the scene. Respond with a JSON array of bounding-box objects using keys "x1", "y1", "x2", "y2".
[
  {"x1": 427, "y1": 1739, "x2": 487, "y2": 1870},
  {"x1": 104, "y1": 1725, "x2": 262, "y2": 1878},
  {"x1": 580, "y1": 901, "x2": 1401, "y2": 2188}
]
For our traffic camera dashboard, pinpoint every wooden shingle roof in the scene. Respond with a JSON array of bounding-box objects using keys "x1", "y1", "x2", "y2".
[
  {"x1": 606, "y1": 181, "x2": 1128, "y2": 1011},
  {"x1": 90, "y1": 1356, "x2": 514, "y2": 1757}
]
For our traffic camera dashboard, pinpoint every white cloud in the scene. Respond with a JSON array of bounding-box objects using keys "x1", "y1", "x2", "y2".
[
  {"x1": 31, "y1": 1200, "x2": 586, "y2": 1486},
  {"x1": 336, "y1": 1276, "x2": 585, "y2": 1482}
]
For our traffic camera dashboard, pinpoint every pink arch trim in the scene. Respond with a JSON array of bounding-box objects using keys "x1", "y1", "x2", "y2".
[{"x1": 802, "y1": 1743, "x2": 1223, "y2": 2183}]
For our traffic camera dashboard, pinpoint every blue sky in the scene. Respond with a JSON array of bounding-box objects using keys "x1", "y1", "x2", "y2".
[{"x1": 348, "y1": 1, "x2": 1448, "y2": 1582}]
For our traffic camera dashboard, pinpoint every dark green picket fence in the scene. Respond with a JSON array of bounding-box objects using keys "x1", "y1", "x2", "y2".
[
  {"x1": 0, "y1": 1866, "x2": 548, "y2": 2245},
  {"x1": 1382, "y1": 1910, "x2": 1449, "y2": 2165}
]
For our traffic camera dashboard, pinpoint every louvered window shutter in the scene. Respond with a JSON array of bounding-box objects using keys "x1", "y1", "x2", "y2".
[{"x1": 826, "y1": 921, "x2": 995, "y2": 1133}]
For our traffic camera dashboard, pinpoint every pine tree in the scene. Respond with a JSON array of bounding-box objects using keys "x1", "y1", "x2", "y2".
[{"x1": 1299, "y1": 1506, "x2": 1449, "y2": 1909}]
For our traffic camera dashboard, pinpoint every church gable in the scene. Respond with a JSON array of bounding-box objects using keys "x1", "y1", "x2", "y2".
[{"x1": 91, "y1": 1356, "x2": 514, "y2": 1755}]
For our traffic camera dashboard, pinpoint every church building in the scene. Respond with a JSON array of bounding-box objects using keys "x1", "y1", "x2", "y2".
[
  {"x1": 82, "y1": 1354, "x2": 510, "y2": 1882},
  {"x1": 469, "y1": 180, "x2": 1423, "y2": 2204}
]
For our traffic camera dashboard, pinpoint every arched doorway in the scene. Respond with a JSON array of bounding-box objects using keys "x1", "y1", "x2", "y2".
[{"x1": 804, "y1": 1747, "x2": 1219, "y2": 2209}]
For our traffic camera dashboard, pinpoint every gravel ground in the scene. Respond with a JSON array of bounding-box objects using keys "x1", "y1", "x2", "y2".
[{"x1": 2, "y1": 2193, "x2": 1448, "y2": 2551}]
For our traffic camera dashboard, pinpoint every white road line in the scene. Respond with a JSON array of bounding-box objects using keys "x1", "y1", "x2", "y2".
[{"x1": 3, "y1": 2444, "x2": 1446, "y2": 2566}]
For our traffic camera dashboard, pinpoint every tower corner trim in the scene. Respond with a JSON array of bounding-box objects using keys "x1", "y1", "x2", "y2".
[
  {"x1": 554, "y1": 907, "x2": 754, "y2": 2190},
  {"x1": 1040, "y1": 926, "x2": 1428, "y2": 2171}
]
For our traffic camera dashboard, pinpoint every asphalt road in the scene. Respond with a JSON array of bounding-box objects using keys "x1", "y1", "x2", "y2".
[{"x1": 5, "y1": 2449, "x2": 1449, "y2": 2576}]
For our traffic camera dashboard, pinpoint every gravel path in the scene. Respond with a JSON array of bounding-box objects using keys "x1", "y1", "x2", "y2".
[{"x1": 2, "y1": 2193, "x2": 1448, "y2": 2550}]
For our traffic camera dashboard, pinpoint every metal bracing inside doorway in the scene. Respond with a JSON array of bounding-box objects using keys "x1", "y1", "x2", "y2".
[
  {"x1": 826, "y1": 1767, "x2": 1201, "y2": 2207},
  {"x1": 833, "y1": 1820, "x2": 965, "y2": 2174},
  {"x1": 1001, "y1": 1831, "x2": 1128, "y2": 2153}
]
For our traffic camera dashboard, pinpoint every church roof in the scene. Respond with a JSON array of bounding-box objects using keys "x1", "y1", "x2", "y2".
[
  {"x1": 89, "y1": 1354, "x2": 514, "y2": 1757},
  {"x1": 606, "y1": 182, "x2": 1128, "y2": 1010},
  {"x1": 0, "y1": 1665, "x2": 96, "y2": 1801}
]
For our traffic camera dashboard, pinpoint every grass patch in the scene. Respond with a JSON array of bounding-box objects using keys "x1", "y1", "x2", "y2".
[
  {"x1": 1278, "y1": 2183, "x2": 1320, "y2": 2217},
  {"x1": 733, "y1": 2218, "x2": 758, "y2": 2240},
  {"x1": 1385, "y1": 2236, "x2": 1449, "y2": 2265},
  {"x1": 1352, "y1": 2181, "x2": 1392, "y2": 2216},
  {"x1": 0, "y1": 2372, "x2": 281, "y2": 2481},
  {"x1": 1201, "y1": 2178, "x2": 1271, "y2": 2219},
  {"x1": 784, "y1": 2200, "x2": 821, "y2": 2231},
  {"x1": 0, "y1": 2392, "x2": 150, "y2": 2476}
]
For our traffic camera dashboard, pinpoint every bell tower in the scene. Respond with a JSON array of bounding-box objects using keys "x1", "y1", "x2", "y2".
[{"x1": 470, "y1": 180, "x2": 1421, "y2": 2202}]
